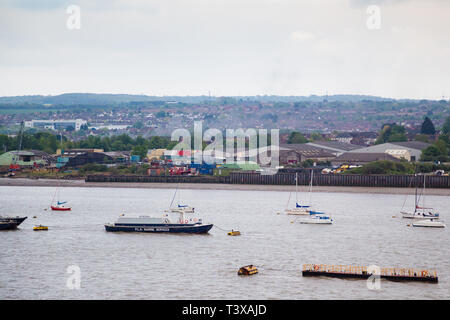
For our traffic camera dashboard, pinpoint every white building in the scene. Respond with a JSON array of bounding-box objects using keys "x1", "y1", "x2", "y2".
[
  {"x1": 24, "y1": 119, "x2": 87, "y2": 131},
  {"x1": 385, "y1": 149, "x2": 411, "y2": 161},
  {"x1": 347, "y1": 141, "x2": 430, "y2": 162}
]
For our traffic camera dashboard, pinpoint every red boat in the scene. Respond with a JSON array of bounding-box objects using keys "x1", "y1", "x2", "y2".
[{"x1": 51, "y1": 205, "x2": 71, "y2": 211}]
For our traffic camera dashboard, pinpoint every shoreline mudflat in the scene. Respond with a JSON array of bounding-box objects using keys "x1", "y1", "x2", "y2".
[{"x1": 1, "y1": 177, "x2": 449, "y2": 196}]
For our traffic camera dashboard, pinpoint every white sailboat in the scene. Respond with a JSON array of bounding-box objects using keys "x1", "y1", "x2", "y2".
[
  {"x1": 401, "y1": 174, "x2": 439, "y2": 219},
  {"x1": 169, "y1": 182, "x2": 195, "y2": 213},
  {"x1": 285, "y1": 172, "x2": 310, "y2": 215},
  {"x1": 285, "y1": 171, "x2": 330, "y2": 221}
]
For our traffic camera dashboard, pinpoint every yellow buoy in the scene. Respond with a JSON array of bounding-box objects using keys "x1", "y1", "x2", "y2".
[
  {"x1": 238, "y1": 265, "x2": 258, "y2": 275},
  {"x1": 33, "y1": 225, "x2": 48, "y2": 231},
  {"x1": 228, "y1": 230, "x2": 241, "y2": 236}
]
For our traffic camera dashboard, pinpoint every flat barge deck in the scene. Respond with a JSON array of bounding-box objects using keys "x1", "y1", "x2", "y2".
[{"x1": 302, "y1": 264, "x2": 438, "y2": 283}]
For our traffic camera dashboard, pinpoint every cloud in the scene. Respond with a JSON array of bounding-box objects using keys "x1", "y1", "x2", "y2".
[
  {"x1": 290, "y1": 31, "x2": 316, "y2": 42},
  {"x1": 0, "y1": 0, "x2": 70, "y2": 10},
  {"x1": 0, "y1": 0, "x2": 449, "y2": 99},
  {"x1": 349, "y1": 0, "x2": 410, "y2": 6}
]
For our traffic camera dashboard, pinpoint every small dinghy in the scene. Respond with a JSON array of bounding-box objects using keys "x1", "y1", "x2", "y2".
[{"x1": 412, "y1": 219, "x2": 445, "y2": 228}]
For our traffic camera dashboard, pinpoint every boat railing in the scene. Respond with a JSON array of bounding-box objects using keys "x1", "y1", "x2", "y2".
[{"x1": 302, "y1": 264, "x2": 437, "y2": 278}]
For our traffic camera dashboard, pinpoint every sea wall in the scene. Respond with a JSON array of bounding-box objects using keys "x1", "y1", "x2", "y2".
[{"x1": 86, "y1": 172, "x2": 450, "y2": 188}]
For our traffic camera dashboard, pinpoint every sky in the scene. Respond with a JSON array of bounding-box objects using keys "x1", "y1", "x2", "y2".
[{"x1": 0, "y1": 0, "x2": 449, "y2": 99}]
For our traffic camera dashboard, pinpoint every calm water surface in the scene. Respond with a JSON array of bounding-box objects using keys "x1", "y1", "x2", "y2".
[{"x1": 1, "y1": 185, "x2": 449, "y2": 299}]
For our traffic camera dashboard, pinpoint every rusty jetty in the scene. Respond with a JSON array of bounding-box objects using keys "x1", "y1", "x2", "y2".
[{"x1": 302, "y1": 264, "x2": 438, "y2": 283}]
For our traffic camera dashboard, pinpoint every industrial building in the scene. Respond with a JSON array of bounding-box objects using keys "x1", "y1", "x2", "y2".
[{"x1": 24, "y1": 119, "x2": 87, "y2": 131}]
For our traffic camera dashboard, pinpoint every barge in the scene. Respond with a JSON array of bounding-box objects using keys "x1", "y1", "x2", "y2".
[{"x1": 302, "y1": 264, "x2": 438, "y2": 283}]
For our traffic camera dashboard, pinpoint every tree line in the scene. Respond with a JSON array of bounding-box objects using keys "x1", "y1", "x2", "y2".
[{"x1": 0, "y1": 132, "x2": 178, "y2": 158}]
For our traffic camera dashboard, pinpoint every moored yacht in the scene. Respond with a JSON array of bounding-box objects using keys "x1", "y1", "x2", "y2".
[
  {"x1": 401, "y1": 174, "x2": 439, "y2": 219},
  {"x1": 170, "y1": 204, "x2": 195, "y2": 213}
]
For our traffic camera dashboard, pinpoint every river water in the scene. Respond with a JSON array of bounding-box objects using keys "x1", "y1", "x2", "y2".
[{"x1": 1, "y1": 185, "x2": 449, "y2": 299}]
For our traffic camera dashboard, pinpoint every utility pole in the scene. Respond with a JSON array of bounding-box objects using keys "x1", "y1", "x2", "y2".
[{"x1": 18, "y1": 121, "x2": 24, "y2": 151}]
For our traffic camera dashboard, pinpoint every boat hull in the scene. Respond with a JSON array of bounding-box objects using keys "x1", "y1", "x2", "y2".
[
  {"x1": 51, "y1": 206, "x2": 71, "y2": 211},
  {"x1": 401, "y1": 211, "x2": 439, "y2": 219},
  {"x1": 412, "y1": 221, "x2": 445, "y2": 228},
  {"x1": 285, "y1": 209, "x2": 309, "y2": 215},
  {"x1": 0, "y1": 216, "x2": 27, "y2": 226},
  {"x1": 300, "y1": 220, "x2": 333, "y2": 224},
  {"x1": 105, "y1": 223, "x2": 213, "y2": 234},
  {"x1": 0, "y1": 222, "x2": 18, "y2": 230}
]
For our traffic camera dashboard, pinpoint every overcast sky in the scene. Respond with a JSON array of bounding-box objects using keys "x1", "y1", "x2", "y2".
[{"x1": 0, "y1": 0, "x2": 449, "y2": 99}]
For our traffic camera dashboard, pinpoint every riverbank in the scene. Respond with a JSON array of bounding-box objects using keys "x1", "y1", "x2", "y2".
[{"x1": 1, "y1": 177, "x2": 449, "y2": 196}]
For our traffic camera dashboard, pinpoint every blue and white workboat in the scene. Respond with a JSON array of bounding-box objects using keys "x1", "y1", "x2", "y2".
[{"x1": 105, "y1": 215, "x2": 213, "y2": 234}]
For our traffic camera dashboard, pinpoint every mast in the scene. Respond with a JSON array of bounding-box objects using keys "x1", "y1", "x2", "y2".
[
  {"x1": 308, "y1": 170, "x2": 313, "y2": 207},
  {"x1": 169, "y1": 182, "x2": 179, "y2": 209},
  {"x1": 295, "y1": 172, "x2": 298, "y2": 204}
]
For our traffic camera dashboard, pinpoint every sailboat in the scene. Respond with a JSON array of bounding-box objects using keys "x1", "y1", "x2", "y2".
[
  {"x1": 285, "y1": 171, "x2": 326, "y2": 216},
  {"x1": 401, "y1": 174, "x2": 439, "y2": 219},
  {"x1": 169, "y1": 182, "x2": 194, "y2": 213},
  {"x1": 285, "y1": 172, "x2": 310, "y2": 215},
  {"x1": 50, "y1": 176, "x2": 71, "y2": 211}
]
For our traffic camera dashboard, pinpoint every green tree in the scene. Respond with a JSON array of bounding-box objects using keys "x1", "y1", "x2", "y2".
[
  {"x1": 132, "y1": 145, "x2": 148, "y2": 159},
  {"x1": 421, "y1": 116, "x2": 436, "y2": 135},
  {"x1": 309, "y1": 132, "x2": 324, "y2": 141},
  {"x1": 288, "y1": 132, "x2": 308, "y2": 144},
  {"x1": 375, "y1": 124, "x2": 407, "y2": 144},
  {"x1": 421, "y1": 139, "x2": 448, "y2": 162},
  {"x1": 442, "y1": 116, "x2": 450, "y2": 135}
]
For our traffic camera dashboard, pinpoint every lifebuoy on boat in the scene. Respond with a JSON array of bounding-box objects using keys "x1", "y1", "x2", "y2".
[{"x1": 185, "y1": 219, "x2": 189, "y2": 224}]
